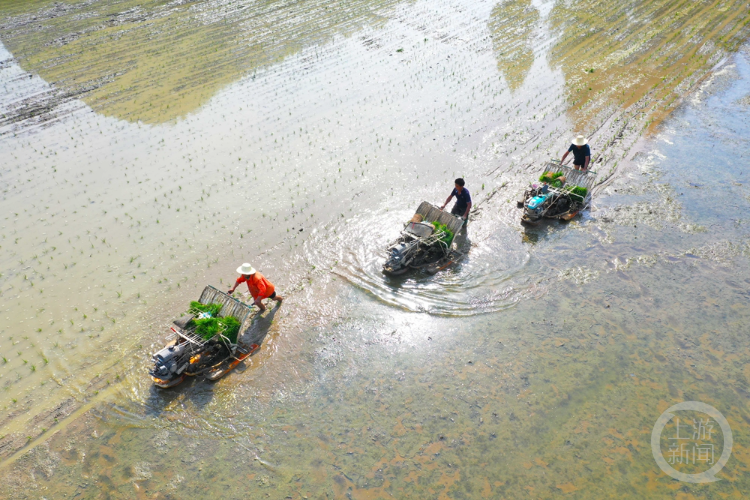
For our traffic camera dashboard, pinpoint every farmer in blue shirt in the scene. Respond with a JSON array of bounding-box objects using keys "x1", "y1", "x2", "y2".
[
  {"x1": 561, "y1": 134, "x2": 591, "y2": 171},
  {"x1": 440, "y1": 178, "x2": 472, "y2": 223}
]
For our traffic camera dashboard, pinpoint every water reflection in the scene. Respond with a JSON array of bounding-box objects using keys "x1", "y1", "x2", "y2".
[
  {"x1": 547, "y1": 0, "x2": 750, "y2": 129},
  {"x1": 2, "y1": 0, "x2": 750, "y2": 497},
  {"x1": 489, "y1": 0, "x2": 540, "y2": 91},
  {"x1": 0, "y1": 0, "x2": 412, "y2": 123}
]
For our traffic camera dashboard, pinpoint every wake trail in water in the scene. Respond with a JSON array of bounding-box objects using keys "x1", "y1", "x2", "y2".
[{"x1": 303, "y1": 207, "x2": 551, "y2": 316}]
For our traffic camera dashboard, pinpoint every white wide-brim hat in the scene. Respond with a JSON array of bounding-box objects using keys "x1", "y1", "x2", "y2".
[
  {"x1": 236, "y1": 263, "x2": 256, "y2": 275},
  {"x1": 573, "y1": 134, "x2": 588, "y2": 146}
]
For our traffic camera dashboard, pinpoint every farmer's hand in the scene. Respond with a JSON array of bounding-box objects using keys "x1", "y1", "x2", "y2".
[
  {"x1": 440, "y1": 204, "x2": 446, "y2": 210},
  {"x1": 227, "y1": 288, "x2": 234, "y2": 295}
]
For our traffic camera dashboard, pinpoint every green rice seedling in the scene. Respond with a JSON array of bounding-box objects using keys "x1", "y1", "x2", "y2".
[
  {"x1": 539, "y1": 171, "x2": 566, "y2": 188},
  {"x1": 192, "y1": 316, "x2": 240, "y2": 343},
  {"x1": 539, "y1": 171, "x2": 564, "y2": 183},
  {"x1": 189, "y1": 301, "x2": 222, "y2": 316},
  {"x1": 191, "y1": 318, "x2": 220, "y2": 340},
  {"x1": 431, "y1": 222, "x2": 454, "y2": 246},
  {"x1": 566, "y1": 185, "x2": 588, "y2": 201},
  {"x1": 219, "y1": 316, "x2": 241, "y2": 343}
]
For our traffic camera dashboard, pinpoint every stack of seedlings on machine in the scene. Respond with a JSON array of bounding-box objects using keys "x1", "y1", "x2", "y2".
[
  {"x1": 382, "y1": 202, "x2": 464, "y2": 275},
  {"x1": 431, "y1": 221, "x2": 454, "y2": 247},
  {"x1": 150, "y1": 285, "x2": 255, "y2": 388},
  {"x1": 187, "y1": 301, "x2": 241, "y2": 344},
  {"x1": 162, "y1": 301, "x2": 241, "y2": 377},
  {"x1": 520, "y1": 163, "x2": 597, "y2": 224},
  {"x1": 565, "y1": 185, "x2": 588, "y2": 202},
  {"x1": 540, "y1": 171, "x2": 566, "y2": 188},
  {"x1": 540, "y1": 172, "x2": 588, "y2": 200}
]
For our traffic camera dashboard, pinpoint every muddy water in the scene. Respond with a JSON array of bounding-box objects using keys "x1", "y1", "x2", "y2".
[
  {"x1": 0, "y1": 0, "x2": 413, "y2": 124},
  {"x1": 1, "y1": 0, "x2": 750, "y2": 498}
]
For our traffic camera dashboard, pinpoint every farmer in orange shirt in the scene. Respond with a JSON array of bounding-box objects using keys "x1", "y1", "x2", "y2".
[{"x1": 227, "y1": 263, "x2": 283, "y2": 312}]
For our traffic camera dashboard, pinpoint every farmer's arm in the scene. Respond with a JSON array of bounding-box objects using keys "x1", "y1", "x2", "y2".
[
  {"x1": 440, "y1": 193, "x2": 454, "y2": 210},
  {"x1": 561, "y1": 151, "x2": 570, "y2": 164},
  {"x1": 463, "y1": 202, "x2": 472, "y2": 219},
  {"x1": 227, "y1": 277, "x2": 242, "y2": 294},
  {"x1": 584, "y1": 156, "x2": 590, "y2": 170}
]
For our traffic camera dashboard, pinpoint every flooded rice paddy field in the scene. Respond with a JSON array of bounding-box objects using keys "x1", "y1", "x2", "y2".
[{"x1": 1, "y1": 0, "x2": 750, "y2": 497}]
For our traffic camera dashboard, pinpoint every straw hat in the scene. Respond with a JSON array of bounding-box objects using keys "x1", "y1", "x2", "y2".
[
  {"x1": 572, "y1": 134, "x2": 588, "y2": 146},
  {"x1": 236, "y1": 263, "x2": 256, "y2": 275}
]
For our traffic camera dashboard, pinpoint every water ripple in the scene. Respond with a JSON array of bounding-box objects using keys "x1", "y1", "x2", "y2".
[{"x1": 303, "y1": 207, "x2": 543, "y2": 315}]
